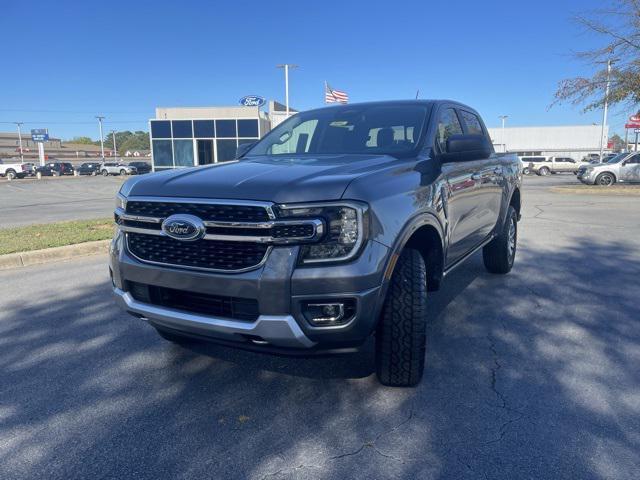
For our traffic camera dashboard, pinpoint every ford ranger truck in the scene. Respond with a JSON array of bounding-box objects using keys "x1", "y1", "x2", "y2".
[{"x1": 110, "y1": 100, "x2": 522, "y2": 387}]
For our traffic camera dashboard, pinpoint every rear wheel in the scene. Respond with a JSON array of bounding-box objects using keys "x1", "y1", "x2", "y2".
[
  {"x1": 538, "y1": 167, "x2": 550, "y2": 176},
  {"x1": 483, "y1": 206, "x2": 518, "y2": 274},
  {"x1": 119, "y1": 169, "x2": 126, "y2": 176},
  {"x1": 375, "y1": 248, "x2": 427, "y2": 387},
  {"x1": 6, "y1": 169, "x2": 16, "y2": 180},
  {"x1": 596, "y1": 172, "x2": 615, "y2": 186},
  {"x1": 101, "y1": 169, "x2": 109, "y2": 176},
  {"x1": 522, "y1": 167, "x2": 530, "y2": 175}
]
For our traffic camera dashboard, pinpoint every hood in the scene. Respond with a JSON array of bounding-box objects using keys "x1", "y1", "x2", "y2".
[{"x1": 125, "y1": 154, "x2": 402, "y2": 203}]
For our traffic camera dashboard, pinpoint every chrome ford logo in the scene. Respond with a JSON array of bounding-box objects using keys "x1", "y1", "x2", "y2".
[
  {"x1": 239, "y1": 95, "x2": 266, "y2": 107},
  {"x1": 161, "y1": 214, "x2": 205, "y2": 241}
]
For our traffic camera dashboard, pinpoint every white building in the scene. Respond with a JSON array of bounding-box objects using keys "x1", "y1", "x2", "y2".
[
  {"x1": 487, "y1": 125, "x2": 610, "y2": 160},
  {"x1": 149, "y1": 101, "x2": 296, "y2": 170}
]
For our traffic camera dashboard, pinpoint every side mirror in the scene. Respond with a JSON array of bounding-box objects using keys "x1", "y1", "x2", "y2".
[
  {"x1": 441, "y1": 134, "x2": 492, "y2": 163},
  {"x1": 235, "y1": 142, "x2": 256, "y2": 159}
]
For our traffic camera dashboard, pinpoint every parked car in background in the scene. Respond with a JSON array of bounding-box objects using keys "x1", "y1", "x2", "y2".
[
  {"x1": 578, "y1": 152, "x2": 640, "y2": 185},
  {"x1": 518, "y1": 156, "x2": 546, "y2": 175},
  {"x1": 23, "y1": 163, "x2": 36, "y2": 176},
  {"x1": 36, "y1": 162, "x2": 75, "y2": 176},
  {"x1": 0, "y1": 159, "x2": 29, "y2": 179},
  {"x1": 100, "y1": 162, "x2": 137, "y2": 176},
  {"x1": 526, "y1": 156, "x2": 588, "y2": 175},
  {"x1": 128, "y1": 161, "x2": 151, "y2": 174},
  {"x1": 77, "y1": 162, "x2": 101, "y2": 175}
]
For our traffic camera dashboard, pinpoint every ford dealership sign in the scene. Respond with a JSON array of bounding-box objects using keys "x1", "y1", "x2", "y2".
[{"x1": 239, "y1": 95, "x2": 266, "y2": 107}]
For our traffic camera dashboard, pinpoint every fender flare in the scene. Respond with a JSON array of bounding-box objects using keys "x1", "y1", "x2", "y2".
[{"x1": 370, "y1": 212, "x2": 445, "y2": 328}]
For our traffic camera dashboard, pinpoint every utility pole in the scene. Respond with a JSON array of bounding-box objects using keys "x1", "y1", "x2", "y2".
[
  {"x1": 276, "y1": 64, "x2": 298, "y2": 117},
  {"x1": 499, "y1": 115, "x2": 509, "y2": 153},
  {"x1": 599, "y1": 59, "x2": 614, "y2": 161},
  {"x1": 14, "y1": 122, "x2": 24, "y2": 162},
  {"x1": 96, "y1": 116, "x2": 105, "y2": 160},
  {"x1": 111, "y1": 130, "x2": 117, "y2": 159}
]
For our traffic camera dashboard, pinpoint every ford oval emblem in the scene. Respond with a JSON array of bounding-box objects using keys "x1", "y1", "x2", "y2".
[
  {"x1": 239, "y1": 95, "x2": 266, "y2": 107},
  {"x1": 161, "y1": 214, "x2": 205, "y2": 241}
]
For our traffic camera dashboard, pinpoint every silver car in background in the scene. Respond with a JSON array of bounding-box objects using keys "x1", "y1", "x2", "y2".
[
  {"x1": 100, "y1": 161, "x2": 138, "y2": 176},
  {"x1": 577, "y1": 152, "x2": 640, "y2": 186}
]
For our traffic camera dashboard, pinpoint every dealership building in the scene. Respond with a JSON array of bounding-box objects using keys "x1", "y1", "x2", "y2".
[
  {"x1": 487, "y1": 124, "x2": 610, "y2": 159},
  {"x1": 150, "y1": 101, "x2": 295, "y2": 170}
]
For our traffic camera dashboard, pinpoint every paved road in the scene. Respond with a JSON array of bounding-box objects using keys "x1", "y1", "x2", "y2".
[
  {"x1": 1, "y1": 183, "x2": 639, "y2": 479},
  {"x1": 0, "y1": 176, "x2": 124, "y2": 228}
]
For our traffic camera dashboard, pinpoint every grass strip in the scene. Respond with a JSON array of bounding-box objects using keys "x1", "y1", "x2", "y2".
[{"x1": 0, "y1": 218, "x2": 113, "y2": 255}]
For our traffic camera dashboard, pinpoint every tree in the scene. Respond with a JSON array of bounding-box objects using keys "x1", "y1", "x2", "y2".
[
  {"x1": 553, "y1": 0, "x2": 640, "y2": 112},
  {"x1": 68, "y1": 136, "x2": 96, "y2": 145},
  {"x1": 609, "y1": 133, "x2": 625, "y2": 151},
  {"x1": 104, "y1": 130, "x2": 150, "y2": 153}
]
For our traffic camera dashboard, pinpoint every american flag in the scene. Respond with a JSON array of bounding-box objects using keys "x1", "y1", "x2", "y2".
[{"x1": 325, "y1": 82, "x2": 349, "y2": 104}]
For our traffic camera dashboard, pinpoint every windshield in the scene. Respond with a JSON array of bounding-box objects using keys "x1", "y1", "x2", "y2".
[
  {"x1": 606, "y1": 153, "x2": 627, "y2": 164},
  {"x1": 246, "y1": 104, "x2": 429, "y2": 159}
]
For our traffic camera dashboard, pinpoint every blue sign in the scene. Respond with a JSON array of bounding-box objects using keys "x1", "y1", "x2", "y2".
[
  {"x1": 31, "y1": 128, "x2": 49, "y2": 142},
  {"x1": 239, "y1": 95, "x2": 266, "y2": 107}
]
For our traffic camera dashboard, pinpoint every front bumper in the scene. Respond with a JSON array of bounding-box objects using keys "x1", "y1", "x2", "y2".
[
  {"x1": 110, "y1": 231, "x2": 389, "y2": 352},
  {"x1": 577, "y1": 171, "x2": 595, "y2": 184}
]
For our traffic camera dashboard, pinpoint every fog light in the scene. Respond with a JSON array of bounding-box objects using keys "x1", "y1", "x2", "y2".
[{"x1": 307, "y1": 303, "x2": 345, "y2": 325}]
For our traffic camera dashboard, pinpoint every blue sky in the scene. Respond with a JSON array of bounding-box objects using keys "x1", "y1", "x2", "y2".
[{"x1": 0, "y1": 0, "x2": 629, "y2": 140}]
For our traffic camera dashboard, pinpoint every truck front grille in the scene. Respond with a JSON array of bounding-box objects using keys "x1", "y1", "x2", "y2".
[
  {"x1": 126, "y1": 201, "x2": 270, "y2": 222},
  {"x1": 127, "y1": 232, "x2": 269, "y2": 271},
  {"x1": 127, "y1": 281, "x2": 259, "y2": 321}
]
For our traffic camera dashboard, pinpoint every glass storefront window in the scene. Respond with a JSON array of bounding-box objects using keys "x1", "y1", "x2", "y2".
[
  {"x1": 152, "y1": 140, "x2": 173, "y2": 167},
  {"x1": 194, "y1": 120, "x2": 215, "y2": 138},
  {"x1": 216, "y1": 120, "x2": 236, "y2": 138},
  {"x1": 216, "y1": 139, "x2": 237, "y2": 162},
  {"x1": 173, "y1": 140, "x2": 194, "y2": 167},
  {"x1": 237, "y1": 119, "x2": 259, "y2": 138},
  {"x1": 151, "y1": 121, "x2": 171, "y2": 138},
  {"x1": 172, "y1": 120, "x2": 193, "y2": 138}
]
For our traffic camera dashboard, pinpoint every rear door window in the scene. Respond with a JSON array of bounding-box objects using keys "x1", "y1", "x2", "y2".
[{"x1": 459, "y1": 110, "x2": 484, "y2": 136}]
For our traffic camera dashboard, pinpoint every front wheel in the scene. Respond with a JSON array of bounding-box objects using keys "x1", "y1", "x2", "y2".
[
  {"x1": 538, "y1": 167, "x2": 550, "y2": 176},
  {"x1": 522, "y1": 167, "x2": 530, "y2": 175},
  {"x1": 119, "y1": 169, "x2": 126, "y2": 176},
  {"x1": 596, "y1": 172, "x2": 615, "y2": 186},
  {"x1": 483, "y1": 206, "x2": 518, "y2": 274},
  {"x1": 375, "y1": 248, "x2": 427, "y2": 387},
  {"x1": 101, "y1": 170, "x2": 109, "y2": 176},
  {"x1": 6, "y1": 170, "x2": 16, "y2": 180}
]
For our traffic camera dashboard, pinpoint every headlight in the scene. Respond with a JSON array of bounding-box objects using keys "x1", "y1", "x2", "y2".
[
  {"x1": 276, "y1": 202, "x2": 368, "y2": 264},
  {"x1": 115, "y1": 192, "x2": 127, "y2": 210}
]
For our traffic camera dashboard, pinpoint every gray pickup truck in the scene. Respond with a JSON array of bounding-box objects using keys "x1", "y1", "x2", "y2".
[{"x1": 110, "y1": 100, "x2": 522, "y2": 387}]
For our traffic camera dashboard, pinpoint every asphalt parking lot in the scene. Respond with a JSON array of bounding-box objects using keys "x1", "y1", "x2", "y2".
[
  {"x1": 0, "y1": 176, "x2": 125, "y2": 228},
  {"x1": 1, "y1": 178, "x2": 639, "y2": 479}
]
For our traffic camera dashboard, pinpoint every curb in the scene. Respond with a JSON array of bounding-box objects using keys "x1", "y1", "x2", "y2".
[{"x1": 0, "y1": 239, "x2": 110, "y2": 271}]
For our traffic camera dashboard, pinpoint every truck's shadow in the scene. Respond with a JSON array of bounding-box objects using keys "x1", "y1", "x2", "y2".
[{"x1": 1, "y1": 237, "x2": 639, "y2": 479}]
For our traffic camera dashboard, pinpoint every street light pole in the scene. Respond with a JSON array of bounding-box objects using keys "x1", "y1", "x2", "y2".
[
  {"x1": 96, "y1": 116, "x2": 105, "y2": 160},
  {"x1": 14, "y1": 122, "x2": 24, "y2": 162},
  {"x1": 276, "y1": 64, "x2": 298, "y2": 117},
  {"x1": 111, "y1": 130, "x2": 117, "y2": 159},
  {"x1": 599, "y1": 59, "x2": 613, "y2": 161},
  {"x1": 499, "y1": 115, "x2": 509, "y2": 153}
]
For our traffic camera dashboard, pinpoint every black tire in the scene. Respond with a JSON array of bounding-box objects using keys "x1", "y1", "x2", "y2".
[
  {"x1": 522, "y1": 167, "x2": 530, "y2": 175},
  {"x1": 52, "y1": 171, "x2": 59, "y2": 177},
  {"x1": 6, "y1": 169, "x2": 16, "y2": 180},
  {"x1": 119, "y1": 169, "x2": 126, "y2": 176},
  {"x1": 538, "y1": 167, "x2": 550, "y2": 176},
  {"x1": 595, "y1": 172, "x2": 615, "y2": 186},
  {"x1": 101, "y1": 169, "x2": 109, "y2": 176},
  {"x1": 483, "y1": 206, "x2": 518, "y2": 274},
  {"x1": 375, "y1": 248, "x2": 427, "y2": 387}
]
